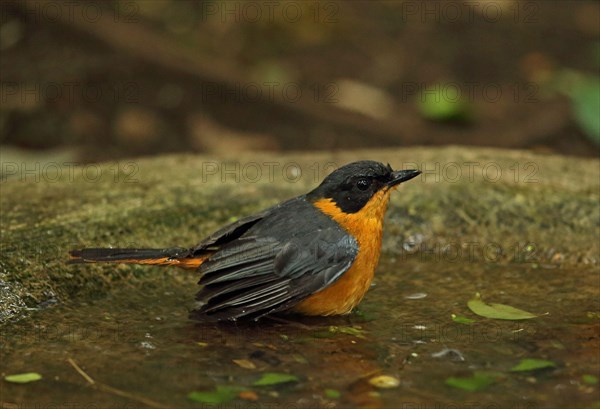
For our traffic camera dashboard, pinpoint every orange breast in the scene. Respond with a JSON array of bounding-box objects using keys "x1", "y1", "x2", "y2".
[{"x1": 292, "y1": 189, "x2": 392, "y2": 315}]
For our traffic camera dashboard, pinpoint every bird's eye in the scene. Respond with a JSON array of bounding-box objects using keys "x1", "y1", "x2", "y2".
[{"x1": 356, "y1": 178, "x2": 371, "y2": 191}]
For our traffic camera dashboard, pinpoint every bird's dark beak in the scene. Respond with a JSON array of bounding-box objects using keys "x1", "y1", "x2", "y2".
[{"x1": 387, "y1": 169, "x2": 421, "y2": 187}]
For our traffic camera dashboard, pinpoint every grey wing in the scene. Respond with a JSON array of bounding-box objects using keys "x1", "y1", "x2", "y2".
[
  {"x1": 190, "y1": 197, "x2": 299, "y2": 253},
  {"x1": 191, "y1": 212, "x2": 266, "y2": 253},
  {"x1": 189, "y1": 228, "x2": 358, "y2": 322}
]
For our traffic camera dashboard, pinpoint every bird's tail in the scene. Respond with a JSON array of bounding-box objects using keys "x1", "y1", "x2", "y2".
[{"x1": 68, "y1": 247, "x2": 207, "y2": 269}]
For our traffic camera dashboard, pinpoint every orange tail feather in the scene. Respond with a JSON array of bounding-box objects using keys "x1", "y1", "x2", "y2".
[{"x1": 68, "y1": 248, "x2": 208, "y2": 270}]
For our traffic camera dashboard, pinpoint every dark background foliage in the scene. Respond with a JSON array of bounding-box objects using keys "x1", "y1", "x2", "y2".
[{"x1": 1, "y1": 0, "x2": 598, "y2": 165}]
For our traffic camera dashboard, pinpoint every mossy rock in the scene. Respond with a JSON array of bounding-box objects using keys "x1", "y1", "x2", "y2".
[{"x1": 1, "y1": 147, "x2": 598, "y2": 323}]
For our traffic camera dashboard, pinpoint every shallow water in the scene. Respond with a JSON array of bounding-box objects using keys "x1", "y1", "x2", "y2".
[{"x1": 2, "y1": 258, "x2": 599, "y2": 409}]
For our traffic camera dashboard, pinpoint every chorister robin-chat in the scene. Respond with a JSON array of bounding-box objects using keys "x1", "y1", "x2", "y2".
[{"x1": 69, "y1": 161, "x2": 421, "y2": 322}]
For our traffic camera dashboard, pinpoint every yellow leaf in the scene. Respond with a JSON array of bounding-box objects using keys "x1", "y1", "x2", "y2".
[{"x1": 232, "y1": 359, "x2": 256, "y2": 369}]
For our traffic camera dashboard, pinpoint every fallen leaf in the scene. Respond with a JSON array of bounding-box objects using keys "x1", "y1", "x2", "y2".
[
  {"x1": 329, "y1": 325, "x2": 366, "y2": 338},
  {"x1": 582, "y1": 374, "x2": 598, "y2": 385},
  {"x1": 368, "y1": 375, "x2": 400, "y2": 389},
  {"x1": 313, "y1": 325, "x2": 367, "y2": 339},
  {"x1": 312, "y1": 329, "x2": 336, "y2": 339},
  {"x1": 187, "y1": 386, "x2": 243, "y2": 404},
  {"x1": 445, "y1": 372, "x2": 496, "y2": 392},
  {"x1": 4, "y1": 372, "x2": 42, "y2": 383},
  {"x1": 232, "y1": 359, "x2": 256, "y2": 369},
  {"x1": 451, "y1": 314, "x2": 476, "y2": 324},
  {"x1": 510, "y1": 359, "x2": 556, "y2": 372},
  {"x1": 239, "y1": 390, "x2": 259, "y2": 401},
  {"x1": 467, "y1": 293, "x2": 537, "y2": 320},
  {"x1": 325, "y1": 388, "x2": 341, "y2": 399},
  {"x1": 253, "y1": 373, "x2": 298, "y2": 386},
  {"x1": 292, "y1": 354, "x2": 308, "y2": 364}
]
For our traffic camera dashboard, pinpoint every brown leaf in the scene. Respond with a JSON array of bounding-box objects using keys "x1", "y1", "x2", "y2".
[
  {"x1": 239, "y1": 390, "x2": 259, "y2": 401},
  {"x1": 232, "y1": 359, "x2": 256, "y2": 369}
]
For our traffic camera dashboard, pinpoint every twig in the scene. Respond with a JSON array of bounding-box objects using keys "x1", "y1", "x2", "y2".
[
  {"x1": 67, "y1": 358, "x2": 167, "y2": 409},
  {"x1": 67, "y1": 357, "x2": 95, "y2": 385}
]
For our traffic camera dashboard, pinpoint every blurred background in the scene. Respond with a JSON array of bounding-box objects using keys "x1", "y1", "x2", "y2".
[{"x1": 1, "y1": 0, "x2": 598, "y2": 168}]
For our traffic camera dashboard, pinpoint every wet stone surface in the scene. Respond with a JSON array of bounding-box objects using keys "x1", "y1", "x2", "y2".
[
  {"x1": 1, "y1": 259, "x2": 598, "y2": 408},
  {"x1": 1, "y1": 148, "x2": 599, "y2": 407}
]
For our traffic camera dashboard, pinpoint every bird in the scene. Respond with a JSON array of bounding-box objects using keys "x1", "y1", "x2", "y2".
[{"x1": 69, "y1": 160, "x2": 420, "y2": 322}]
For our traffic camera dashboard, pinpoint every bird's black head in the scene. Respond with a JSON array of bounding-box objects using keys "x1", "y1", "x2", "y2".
[{"x1": 306, "y1": 160, "x2": 421, "y2": 214}]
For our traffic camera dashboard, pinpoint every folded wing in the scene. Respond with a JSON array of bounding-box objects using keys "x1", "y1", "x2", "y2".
[{"x1": 190, "y1": 199, "x2": 358, "y2": 322}]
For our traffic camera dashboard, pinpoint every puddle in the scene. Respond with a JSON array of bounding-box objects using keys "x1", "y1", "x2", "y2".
[{"x1": 1, "y1": 259, "x2": 599, "y2": 408}]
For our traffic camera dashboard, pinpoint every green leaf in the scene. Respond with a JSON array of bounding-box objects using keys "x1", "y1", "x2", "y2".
[
  {"x1": 253, "y1": 372, "x2": 298, "y2": 386},
  {"x1": 467, "y1": 293, "x2": 537, "y2": 320},
  {"x1": 325, "y1": 388, "x2": 341, "y2": 399},
  {"x1": 313, "y1": 326, "x2": 366, "y2": 339},
  {"x1": 187, "y1": 386, "x2": 242, "y2": 404},
  {"x1": 570, "y1": 77, "x2": 600, "y2": 144},
  {"x1": 312, "y1": 330, "x2": 336, "y2": 339},
  {"x1": 418, "y1": 83, "x2": 472, "y2": 123},
  {"x1": 451, "y1": 314, "x2": 476, "y2": 324},
  {"x1": 510, "y1": 359, "x2": 556, "y2": 372},
  {"x1": 445, "y1": 372, "x2": 496, "y2": 392},
  {"x1": 329, "y1": 325, "x2": 366, "y2": 338},
  {"x1": 583, "y1": 374, "x2": 599, "y2": 385},
  {"x1": 552, "y1": 70, "x2": 600, "y2": 145},
  {"x1": 4, "y1": 372, "x2": 42, "y2": 383}
]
